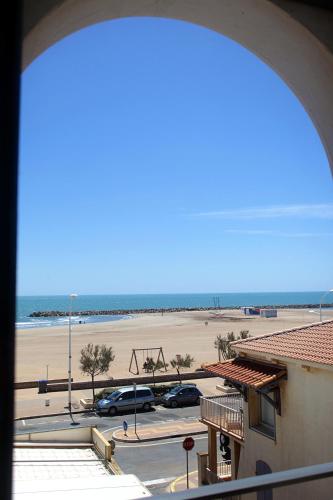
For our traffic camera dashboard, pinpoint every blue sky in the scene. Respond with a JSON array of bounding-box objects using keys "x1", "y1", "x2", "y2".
[{"x1": 18, "y1": 17, "x2": 333, "y2": 295}]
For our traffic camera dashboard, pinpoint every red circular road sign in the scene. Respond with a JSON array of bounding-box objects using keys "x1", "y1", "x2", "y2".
[{"x1": 183, "y1": 437, "x2": 195, "y2": 451}]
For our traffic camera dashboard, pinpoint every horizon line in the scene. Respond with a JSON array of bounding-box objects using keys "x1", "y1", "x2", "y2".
[{"x1": 17, "y1": 290, "x2": 331, "y2": 297}]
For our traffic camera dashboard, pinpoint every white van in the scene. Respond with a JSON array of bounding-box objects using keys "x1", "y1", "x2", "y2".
[{"x1": 96, "y1": 386, "x2": 155, "y2": 416}]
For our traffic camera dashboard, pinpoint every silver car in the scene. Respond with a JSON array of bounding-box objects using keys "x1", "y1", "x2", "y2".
[{"x1": 96, "y1": 386, "x2": 155, "y2": 416}]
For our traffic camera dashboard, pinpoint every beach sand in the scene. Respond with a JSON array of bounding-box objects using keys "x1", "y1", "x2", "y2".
[{"x1": 15, "y1": 308, "x2": 333, "y2": 383}]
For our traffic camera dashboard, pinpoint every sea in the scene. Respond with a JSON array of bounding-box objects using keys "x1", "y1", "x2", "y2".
[{"x1": 16, "y1": 291, "x2": 330, "y2": 329}]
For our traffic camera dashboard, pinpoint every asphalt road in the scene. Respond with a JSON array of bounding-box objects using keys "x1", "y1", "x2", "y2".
[
  {"x1": 15, "y1": 403, "x2": 201, "y2": 435},
  {"x1": 115, "y1": 434, "x2": 208, "y2": 494},
  {"x1": 15, "y1": 404, "x2": 207, "y2": 494}
]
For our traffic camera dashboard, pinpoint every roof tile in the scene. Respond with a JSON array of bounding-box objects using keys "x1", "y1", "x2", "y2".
[
  {"x1": 232, "y1": 320, "x2": 333, "y2": 366},
  {"x1": 203, "y1": 358, "x2": 286, "y2": 389}
]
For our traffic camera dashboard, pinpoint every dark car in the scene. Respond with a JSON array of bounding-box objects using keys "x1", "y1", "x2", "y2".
[{"x1": 161, "y1": 384, "x2": 203, "y2": 408}]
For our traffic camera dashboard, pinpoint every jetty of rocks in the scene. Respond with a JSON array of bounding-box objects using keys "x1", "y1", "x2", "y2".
[{"x1": 28, "y1": 303, "x2": 328, "y2": 318}]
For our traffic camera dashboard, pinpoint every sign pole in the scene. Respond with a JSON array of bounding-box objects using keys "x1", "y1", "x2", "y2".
[
  {"x1": 186, "y1": 449, "x2": 189, "y2": 489},
  {"x1": 182, "y1": 436, "x2": 195, "y2": 490}
]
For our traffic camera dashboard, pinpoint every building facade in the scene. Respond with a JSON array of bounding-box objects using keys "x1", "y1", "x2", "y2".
[{"x1": 200, "y1": 320, "x2": 333, "y2": 499}]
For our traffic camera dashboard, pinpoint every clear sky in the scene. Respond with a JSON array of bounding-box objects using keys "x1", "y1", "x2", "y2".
[{"x1": 18, "y1": 17, "x2": 333, "y2": 295}]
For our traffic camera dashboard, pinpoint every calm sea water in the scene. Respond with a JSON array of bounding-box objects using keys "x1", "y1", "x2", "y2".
[{"x1": 16, "y1": 292, "x2": 329, "y2": 329}]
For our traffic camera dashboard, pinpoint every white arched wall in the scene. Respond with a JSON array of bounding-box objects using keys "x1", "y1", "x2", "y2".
[{"x1": 23, "y1": 0, "x2": 333, "y2": 174}]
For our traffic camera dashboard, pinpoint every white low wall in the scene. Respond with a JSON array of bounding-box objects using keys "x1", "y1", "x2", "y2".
[
  {"x1": 92, "y1": 427, "x2": 111, "y2": 461},
  {"x1": 15, "y1": 425, "x2": 92, "y2": 443}
]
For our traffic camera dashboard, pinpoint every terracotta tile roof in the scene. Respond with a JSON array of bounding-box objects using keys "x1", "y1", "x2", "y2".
[
  {"x1": 203, "y1": 358, "x2": 286, "y2": 389},
  {"x1": 232, "y1": 320, "x2": 333, "y2": 366}
]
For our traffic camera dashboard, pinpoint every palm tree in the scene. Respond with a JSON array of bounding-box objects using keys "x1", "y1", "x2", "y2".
[{"x1": 214, "y1": 330, "x2": 249, "y2": 360}]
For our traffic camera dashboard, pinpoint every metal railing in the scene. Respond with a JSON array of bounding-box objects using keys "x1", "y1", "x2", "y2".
[
  {"x1": 217, "y1": 459, "x2": 232, "y2": 478},
  {"x1": 200, "y1": 394, "x2": 244, "y2": 439},
  {"x1": 153, "y1": 461, "x2": 333, "y2": 499},
  {"x1": 205, "y1": 460, "x2": 232, "y2": 484}
]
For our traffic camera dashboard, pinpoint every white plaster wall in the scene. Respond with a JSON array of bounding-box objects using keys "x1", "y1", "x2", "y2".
[
  {"x1": 238, "y1": 362, "x2": 333, "y2": 499},
  {"x1": 14, "y1": 425, "x2": 92, "y2": 443},
  {"x1": 92, "y1": 427, "x2": 111, "y2": 460}
]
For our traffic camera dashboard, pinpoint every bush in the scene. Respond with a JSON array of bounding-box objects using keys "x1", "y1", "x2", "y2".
[
  {"x1": 95, "y1": 382, "x2": 191, "y2": 401},
  {"x1": 95, "y1": 387, "x2": 116, "y2": 401},
  {"x1": 150, "y1": 383, "x2": 180, "y2": 397}
]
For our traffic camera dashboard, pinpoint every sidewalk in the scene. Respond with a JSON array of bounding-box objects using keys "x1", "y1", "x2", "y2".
[
  {"x1": 15, "y1": 388, "x2": 90, "y2": 420},
  {"x1": 113, "y1": 419, "x2": 207, "y2": 443}
]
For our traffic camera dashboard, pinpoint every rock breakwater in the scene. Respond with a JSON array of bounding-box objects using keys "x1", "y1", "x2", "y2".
[{"x1": 28, "y1": 304, "x2": 327, "y2": 318}]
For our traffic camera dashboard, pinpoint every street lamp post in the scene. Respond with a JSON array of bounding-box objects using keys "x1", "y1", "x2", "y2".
[
  {"x1": 134, "y1": 382, "x2": 137, "y2": 435},
  {"x1": 68, "y1": 293, "x2": 79, "y2": 425},
  {"x1": 319, "y1": 289, "x2": 333, "y2": 322}
]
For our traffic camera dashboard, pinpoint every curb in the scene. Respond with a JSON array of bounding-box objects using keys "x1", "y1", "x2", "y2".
[
  {"x1": 112, "y1": 428, "x2": 207, "y2": 443},
  {"x1": 170, "y1": 470, "x2": 197, "y2": 492},
  {"x1": 14, "y1": 409, "x2": 94, "y2": 421}
]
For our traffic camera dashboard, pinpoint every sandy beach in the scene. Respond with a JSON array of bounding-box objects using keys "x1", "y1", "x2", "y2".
[{"x1": 15, "y1": 308, "x2": 333, "y2": 383}]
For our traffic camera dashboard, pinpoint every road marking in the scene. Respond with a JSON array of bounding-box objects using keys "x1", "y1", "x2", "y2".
[
  {"x1": 26, "y1": 414, "x2": 97, "y2": 425},
  {"x1": 169, "y1": 470, "x2": 197, "y2": 492},
  {"x1": 21, "y1": 415, "x2": 97, "y2": 428},
  {"x1": 103, "y1": 416, "x2": 201, "y2": 438},
  {"x1": 143, "y1": 476, "x2": 176, "y2": 486},
  {"x1": 101, "y1": 425, "x2": 124, "y2": 434},
  {"x1": 101, "y1": 423, "x2": 143, "y2": 435},
  {"x1": 101, "y1": 417, "x2": 194, "y2": 435},
  {"x1": 116, "y1": 435, "x2": 207, "y2": 448}
]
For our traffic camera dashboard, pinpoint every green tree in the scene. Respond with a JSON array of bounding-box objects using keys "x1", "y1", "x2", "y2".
[
  {"x1": 170, "y1": 354, "x2": 194, "y2": 384},
  {"x1": 80, "y1": 343, "x2": 115, "y2": 405},
  {"x1": 143, "y1": 357, "x2": 169, "y2": 385},
  {"x1": 214, "y1": 330, "x2": 250, "y2": 361},
  {"x1": 143, "y1": 357, "x2": 168, "y2": 373}
]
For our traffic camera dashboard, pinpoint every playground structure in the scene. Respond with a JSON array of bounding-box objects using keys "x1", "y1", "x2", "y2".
[{"x1": 129, "y1": 347, "x2": 168, "y2": 375}]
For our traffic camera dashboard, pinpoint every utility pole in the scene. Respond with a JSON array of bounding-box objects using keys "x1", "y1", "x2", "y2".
[{"x1": 68, "y1": 293, "x2": 79, "y2": 426}]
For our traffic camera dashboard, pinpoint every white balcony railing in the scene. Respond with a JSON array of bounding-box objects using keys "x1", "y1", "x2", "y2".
[
  {"x1": 206, "y1": 459, "x2": 232, "y2": 484},
  {"x1": 217, "y1": 459, "x2": 232, "y2": 478},
  {"x1": 200, "y1": 393, "x2": 244, "y2": 439}
]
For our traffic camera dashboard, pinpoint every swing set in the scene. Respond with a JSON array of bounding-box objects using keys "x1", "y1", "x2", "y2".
[{"x1": 129, "y1": 347, "x2": 167, "y2": 375}]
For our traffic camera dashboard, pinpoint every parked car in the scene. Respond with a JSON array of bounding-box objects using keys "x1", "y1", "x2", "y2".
[
  {"x1": 96, "y1": 386, "x2": 155, "y2": 416},
  {"x1": 161, "y1": 384, "x2": 203, "y2": 408}
]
